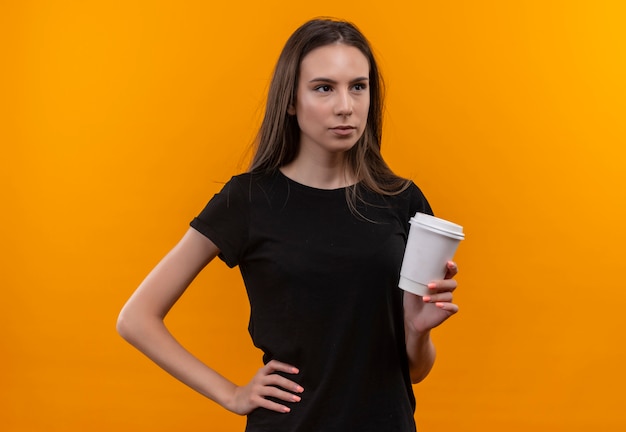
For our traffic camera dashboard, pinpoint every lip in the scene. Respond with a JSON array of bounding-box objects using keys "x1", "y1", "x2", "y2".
[{"x1": 329, "y1": 125, "x2": 356, "y2": 136}]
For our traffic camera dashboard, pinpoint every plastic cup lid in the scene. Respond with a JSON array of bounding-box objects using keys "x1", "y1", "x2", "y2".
[{"x1": 411, "y1": 212, "x2": 464, "y2": 239}]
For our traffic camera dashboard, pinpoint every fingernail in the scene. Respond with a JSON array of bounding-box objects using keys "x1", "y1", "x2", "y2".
[
  {"x1": 422, "y1": 296, "x2": 431, "y2": 302},
  {"x1": 435, "y1": 302, "x2": 445, "y2": 308},
  {"x1": 293, "y1": 395, "x2": 301, "y2": 402},
  {"x1": 296, "y1": 385, "x2": 304, "y2": 393},
  {"x1": 291, "y1": 367, "x2": 299, "y2": 373},
  {"x1": 283, "y1": 406, "x2": 291, "y2": 413},
  {"x1": 427, "y1": 283, "x2": 436, "y2": 290}
]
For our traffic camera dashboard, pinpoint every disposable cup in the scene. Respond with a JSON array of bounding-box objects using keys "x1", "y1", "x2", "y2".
[{"x1": 398, "y1": 212, "x2": 465, "y2": 296}]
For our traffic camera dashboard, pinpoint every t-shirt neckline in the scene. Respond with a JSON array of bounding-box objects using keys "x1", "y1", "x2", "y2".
[{"x1": 277, "y1": 168, "x2": 358, "y2": 193}]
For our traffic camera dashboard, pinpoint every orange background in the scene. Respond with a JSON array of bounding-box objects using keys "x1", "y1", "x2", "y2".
[{"x1": 3, "y1": 1, "x2": 625, "y2": 431}]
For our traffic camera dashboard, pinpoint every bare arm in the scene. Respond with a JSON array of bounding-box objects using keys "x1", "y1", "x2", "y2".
[
  {"x1": 117, "y1": 228, "x2": 303, "y2": 414},
  {"x1": 403, "y1": 261, "x2": 459, "y2": 383}
]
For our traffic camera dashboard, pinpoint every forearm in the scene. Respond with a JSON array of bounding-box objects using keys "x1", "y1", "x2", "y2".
[
  {"x1": 117, "y1": 312, "x2": 238, "y2": 412},
  {"x1": 404, "y1": 327, "x2": 436, "y2": 384},
  {"x1": 402, "y1": 265, "x2": 460, "y2": 384}
]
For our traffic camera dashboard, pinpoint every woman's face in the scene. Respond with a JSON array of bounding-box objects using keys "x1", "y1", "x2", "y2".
[{"x1": 289, "y1": 43, "x2": 370, "y2": 159}]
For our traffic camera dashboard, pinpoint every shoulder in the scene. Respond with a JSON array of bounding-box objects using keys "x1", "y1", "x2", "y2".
[
  {"x1": 404, "y1": 181, "x2": 427, "y2": 201},
  {"x1": 404, "y1": 181, "x2": 433, "y2": 216},
  {"x1": 227, "y1": 170, "x2": 281, "y2": 189},
  {"x1": 215, "y1": 171, "x2": 275, "y2": 196},
  {"x1": 215, "y1": 170, "x2": 289, "y2": 211},
  {"x1": 377, "y1": 180, "x2": 432, "y2": 218},
  {"x1": 225, "y1": 170, "x2": 284, "y2": 197}
]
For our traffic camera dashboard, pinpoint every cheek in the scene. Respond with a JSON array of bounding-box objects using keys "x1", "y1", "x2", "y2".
[
  {"x1": 360, "y1": 102, "x2": 371, "y2": 127},
  {"x1": 360, "y1": 98, "x2": 371, "y2": 116},
  {"x1": 297, "y1": 99, "x2": 325, "y2": 123}
]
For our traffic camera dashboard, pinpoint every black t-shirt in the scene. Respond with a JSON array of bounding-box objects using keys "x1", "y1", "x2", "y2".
[{"x1": 190, "y1": 170, "x2": 432, "y2": 432}]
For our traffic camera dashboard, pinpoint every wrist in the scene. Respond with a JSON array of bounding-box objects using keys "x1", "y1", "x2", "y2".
[
  {"x1": 218, "y1": 382, "x2": 242, "y2": 414},
  {"x1": 405, "y1": 330, "x2": 436, "y2": 383},
  {"x1": 405, "y1": 326, "x2": 431, "y2": 346}
]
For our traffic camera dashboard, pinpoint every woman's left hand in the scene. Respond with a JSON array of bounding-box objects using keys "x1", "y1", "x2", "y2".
[{"x1": 404, "y1": 261, "x2": 459, "y2": 334}]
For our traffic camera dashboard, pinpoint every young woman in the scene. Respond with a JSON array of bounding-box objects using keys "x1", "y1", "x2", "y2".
[{"x1": 117, "y1": 18, "x2": 459, "y2": 431}]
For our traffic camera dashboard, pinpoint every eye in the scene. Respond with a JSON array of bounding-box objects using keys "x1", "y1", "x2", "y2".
[
  {"x1": 352, "y1": 83, "x2": 368, "y2": 91},
  {"x1": 314, "y1": 85, "x2": 333, "y2": 93}
]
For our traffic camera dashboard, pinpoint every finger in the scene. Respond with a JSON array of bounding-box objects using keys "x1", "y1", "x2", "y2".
[
  {"x1": 444, "y1": 261, "x2": 458, "y2": 279},
  {"x1": 435, "y1": 302, "x2": 459, "y2": 314},
  {"x1": 255, "y1": 396, "x2": 294, "y2": 414},
  {"x1": 262, "y1": 374, "x2": 304, "y2": 394},
  {"x1": 422, "y1": 292, "x2": 453, "y2": 303},
  {"x1": 261, "y1": 385, "x2": 302, "y2": 403},
  {"x1": 265, "y1": 360, "x2": 300, "y2": 375},
  {"x1": 427, "y1": 280, "x2": 457, "y2": 293}
]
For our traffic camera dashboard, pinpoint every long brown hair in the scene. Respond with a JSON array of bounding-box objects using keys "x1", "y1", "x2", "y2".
[{"x1": 249, "y1": 18, "x2": 411, "y2": 205}]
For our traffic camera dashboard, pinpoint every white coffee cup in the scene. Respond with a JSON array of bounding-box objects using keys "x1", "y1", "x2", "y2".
[{"x1": 398, "y1": 213, "x2": 465, "y2": 296}]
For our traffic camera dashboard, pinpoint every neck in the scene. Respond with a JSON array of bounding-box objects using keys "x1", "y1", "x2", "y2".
[{"x1": 280, "y1": 154, "x2": 356, "y2": 190}]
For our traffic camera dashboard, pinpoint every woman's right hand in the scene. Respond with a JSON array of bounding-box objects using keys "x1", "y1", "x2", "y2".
[{"x1": 228, "y1": 360, "x2": 304, "y2": 415}]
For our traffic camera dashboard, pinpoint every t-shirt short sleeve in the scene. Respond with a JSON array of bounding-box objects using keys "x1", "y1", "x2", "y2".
[
  {"x1": 408, "y1": 181, "x2": 434, "y2": 218},
  {"x1": 189, "y1": 176, "x2": 249, "y2": 268}
]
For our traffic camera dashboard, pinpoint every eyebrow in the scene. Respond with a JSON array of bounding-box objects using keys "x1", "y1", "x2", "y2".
[{"x1": 308, "y1": 76, "x2": 369, "y2": 84}]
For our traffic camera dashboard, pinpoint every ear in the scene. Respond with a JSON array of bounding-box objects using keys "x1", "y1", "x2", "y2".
[{"x1": 287, "y1": 104, "x2": 296, "y2": 115}]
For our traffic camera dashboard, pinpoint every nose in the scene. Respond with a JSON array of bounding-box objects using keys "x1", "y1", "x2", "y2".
[{"x1": 334, "y1": 89, "x2": 353, "y2": 117}]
